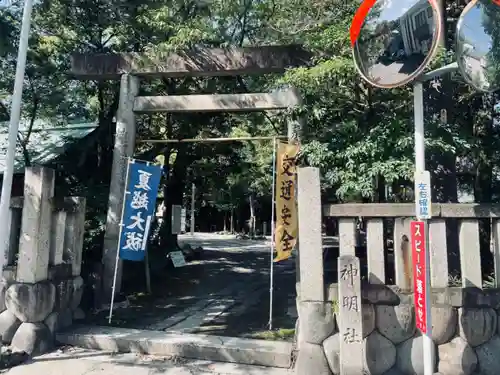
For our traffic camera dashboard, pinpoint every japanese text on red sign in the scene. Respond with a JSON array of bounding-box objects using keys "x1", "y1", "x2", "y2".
[{"x1": 411, "y1": 221, "x2": 427, "y2": 334}]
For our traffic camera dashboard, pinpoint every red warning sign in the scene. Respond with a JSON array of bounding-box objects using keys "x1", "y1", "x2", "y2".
[{"x1": 411, "y1": 221, "x2": 427, "y2": 334}]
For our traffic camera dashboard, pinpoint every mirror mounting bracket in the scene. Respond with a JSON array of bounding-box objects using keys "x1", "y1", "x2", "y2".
[{"x1": 416, "y1": 62, "x2": 459, "y2": 83}]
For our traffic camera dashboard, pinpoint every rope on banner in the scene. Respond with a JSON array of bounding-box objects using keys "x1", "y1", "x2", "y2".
[
  {"x1": 268, "y1": 137, "x2": 277, "y2": 330},
  {"x1": 120, "y1": 156, "x2": 157, "y2": 164},
  {"x1": 109, "y1": 157, "x2": 134, "y2": 323}
]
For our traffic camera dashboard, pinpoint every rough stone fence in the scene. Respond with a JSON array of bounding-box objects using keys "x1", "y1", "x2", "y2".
[
  {"x1": 1, "y1": 166, "x2": 86, "y2": 356},
  {"x1": 295, "y1": 167, "x2": 500, "y2": 375}
]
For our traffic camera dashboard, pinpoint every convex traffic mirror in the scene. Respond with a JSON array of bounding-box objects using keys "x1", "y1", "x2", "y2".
[
  {"x1": 456, "y1": 0, "x2": 500, "y2": 92},
  {"x1": 350, "y1": 0, "x2": 443, "y2": 88}
]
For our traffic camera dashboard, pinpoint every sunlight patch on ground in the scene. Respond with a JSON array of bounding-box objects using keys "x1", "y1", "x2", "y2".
[{"x1": 230, "y1": 267, "x2": 256, "y2": 274}]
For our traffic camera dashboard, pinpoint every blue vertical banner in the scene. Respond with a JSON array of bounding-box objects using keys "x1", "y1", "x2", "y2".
[{"x1": 119, "y1": 160, "x2": 162, "y2": 262}]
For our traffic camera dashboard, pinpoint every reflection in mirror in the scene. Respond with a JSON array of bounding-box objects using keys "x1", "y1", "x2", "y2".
[
  {"x1": 456, "y1": 0, "x2": 500, "y2": 92},
  {"x1": 352, "y1": 0, "x2": 441, "y2": 88}
]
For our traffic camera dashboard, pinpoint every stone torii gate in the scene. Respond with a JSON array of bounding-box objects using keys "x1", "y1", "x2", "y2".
[{"x1": 69, "y1": 45, "x2": 311, "y2": 299}]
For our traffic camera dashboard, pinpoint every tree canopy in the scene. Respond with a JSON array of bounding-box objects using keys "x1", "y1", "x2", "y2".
[{"x1": 1, "y1": 0, "x2": 499, "y2": 263}]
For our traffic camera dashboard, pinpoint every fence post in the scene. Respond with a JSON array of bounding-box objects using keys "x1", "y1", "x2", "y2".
[
  {"x1": 297, "y1": 167, "x2": 324, "y2": 301},
  {"x1": 295, "y1": 167, "x2": 335, "y2": 375}
]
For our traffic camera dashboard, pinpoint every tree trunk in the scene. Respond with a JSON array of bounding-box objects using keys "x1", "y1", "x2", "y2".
[
  {"x1": 376, "y1": 175, "x2": 386, "y2": 203},
  {"x1": 230, "y1": 208, "x2": 234, "y2": 234},
  {"x1": 249, "y1": 194, "x2": 256, "y2": 236}
]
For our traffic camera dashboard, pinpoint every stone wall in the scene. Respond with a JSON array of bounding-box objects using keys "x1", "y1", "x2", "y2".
[
  {"x1": 0, "y1": 270, "x2": 85, "y2": 356},
  {"x1": 295, "y1": 283, "x2": 500, "y2": 375},
  {"x1": 0, "y1": 167, "x2": 87, "y2": 356}
]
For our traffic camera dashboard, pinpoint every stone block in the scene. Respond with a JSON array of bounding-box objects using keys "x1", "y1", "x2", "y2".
[
  {"x1": 58, "y1": 309, "x2": 73, "y2": 330},
  {"x1": 297, "y1": 167, "x2": 324, "y2": 302},
  {"x1": 363, "y1": 304, "x2": 376, "y2": 338},
  {"x1": 326, "y1": 283, "x2": 402, "y2": 305},
  {"x1": 64, "y1": 198, "x2": 86, "y2": 277},
  {"x1": 71, "y1": 276, "x2": 84, "y2": 310},
  {"x1": 458, "y1": 308, "x2": 496, "y2": 347},
  {"x1": 384, "y1": 366, "x2": 402, "y2": 375},
  {"x1": 73, "y1": 307, "x2": 85, "y2": 321},
  {"x1": 47, "y1": 264, "x2": 72, "y2": 281},
  {"x1": 17, "y1": 167, "x2": 54, "y2": 284},
  {"x1": 0, "y1": 279, "x2": 11, "y2": 312},
  {"x1": 44, "y1": 312, "x2": 59, "y2": 337},
  {"x1": 323, "y1": 330, "x2": 396, "y2": 375},
  {"x1": 6, "y1": 282, "x2": 56, "y2": 323},
  {"x1": 298, "y1": 301, "x2": 336, "y2": 345},
  {"x1": 432, "y1": 305, "x2": 457, "y2": 345},
  {"x1": 326, "y1": 285, "x2": 500, "y2": 309},
  {"x1": 338, "y1": 255, "x2": 364, "y2": 374},
  {"x1": 12, "y1": 322, "x2": 53, "y2": 357},
  {"x1": 376, "y1": 304, "x2": 416, "y2": 345},
  {"x1": 49, "y1": 210, "x2": 66, "y2": 266},
  {"x1": 0, "y1": 310, "x2": 21, "y2": 343},
  {"x1": 57, "y1": 325, "x2": 293, "y2": 368},
  {"x1": 447, "y1": 288, "x2": 500, "y2": 308},
  {"x1": 295, "y1": 342, "x2": 332, "y2": 375},
  {"x1": 54, "y1": 279, "x2": 73, "y2": 311},
  {"x1": 396, "y1": 335, "x2": 436, "y2": 375},
  {"x1": 2, "y1": 267, "x2": 16, "y2": 284},
  {"x1": 382, "y1": 368, "x2": 403, "y2": 375},
  {"x1": 322, "y1": 333, "x2": 340, "y2": 374},
  {"x1": 364, "y1": 331, "x2": 396, "y2": 375},
  {"x1": 475, "y1": 335, "x2": 500, "y2": 375},
  {"x1": 438, "y1": 336, "x2": 477, "y2": 375}
]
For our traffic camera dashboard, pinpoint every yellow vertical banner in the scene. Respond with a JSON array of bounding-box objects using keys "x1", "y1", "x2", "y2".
[{"x1": 274, "y1": 141, "x2": 300, "y2": 262}]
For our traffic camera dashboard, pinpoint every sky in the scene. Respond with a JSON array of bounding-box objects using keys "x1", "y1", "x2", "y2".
[
  {"x1": 376, "y1": 0, "x2": 420, "y2": 22},
  {"x1": 460, "y1": 4, "x2": 493, "y2": 56}
]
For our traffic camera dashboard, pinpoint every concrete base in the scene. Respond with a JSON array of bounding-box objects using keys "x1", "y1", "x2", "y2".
[{"x1": 56, "y1": 325, "x2": 293, "y2": 368}]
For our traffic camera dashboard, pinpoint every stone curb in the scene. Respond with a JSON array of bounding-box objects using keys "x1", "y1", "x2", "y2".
[{"x1": 57, "y1": 325, "x2": 293, "y2": 368}]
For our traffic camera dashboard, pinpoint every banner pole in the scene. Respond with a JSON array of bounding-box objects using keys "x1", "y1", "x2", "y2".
[
  {"x1": 268, "y1": 137, "x2": 277, "y2": 330},
  {"x1": 108, "y1": 158, "x2": 133, "y2": 324}
]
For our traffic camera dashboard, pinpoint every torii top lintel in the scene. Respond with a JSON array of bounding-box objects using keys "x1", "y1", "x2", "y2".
[{"x1": 69, "y1": 45, "x2": 311, "y2": 80}]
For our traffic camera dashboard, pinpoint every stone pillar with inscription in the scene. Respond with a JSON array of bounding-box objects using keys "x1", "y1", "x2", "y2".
[{"x1": 338, "y1": 255, "x2": 364, "y2": 375}]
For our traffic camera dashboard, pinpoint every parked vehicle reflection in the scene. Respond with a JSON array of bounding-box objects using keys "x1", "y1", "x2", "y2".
[{"x1": 352, "y1": 0, "x2": 442, "y2": 88}]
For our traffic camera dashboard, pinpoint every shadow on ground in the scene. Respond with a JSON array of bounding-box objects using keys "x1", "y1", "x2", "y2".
[{"x1": 85, "y1": 235, "x2": 297, "y2": 341}]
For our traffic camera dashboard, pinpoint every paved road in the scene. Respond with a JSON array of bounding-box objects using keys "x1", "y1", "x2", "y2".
[{"x1": 5, "y1": 348, "x2": 292, "y2": 375}]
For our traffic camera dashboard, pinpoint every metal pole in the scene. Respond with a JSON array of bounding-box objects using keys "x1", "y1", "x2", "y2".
[
  {"x1": 268, "y1": 137, "x2": 277, "y2": 330},
  {"x1": 190, "y1": 183, "x2": 195, "y2": 236},
  {"x1": 0, "y1": 0, "x2": 35, "y2": 271},
  {"x1": 108, "y1": 158, "x2": 132, "y2": 323},
  {"x1": 413, "y1": 82, "x2": 433, "y2": 375}
]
